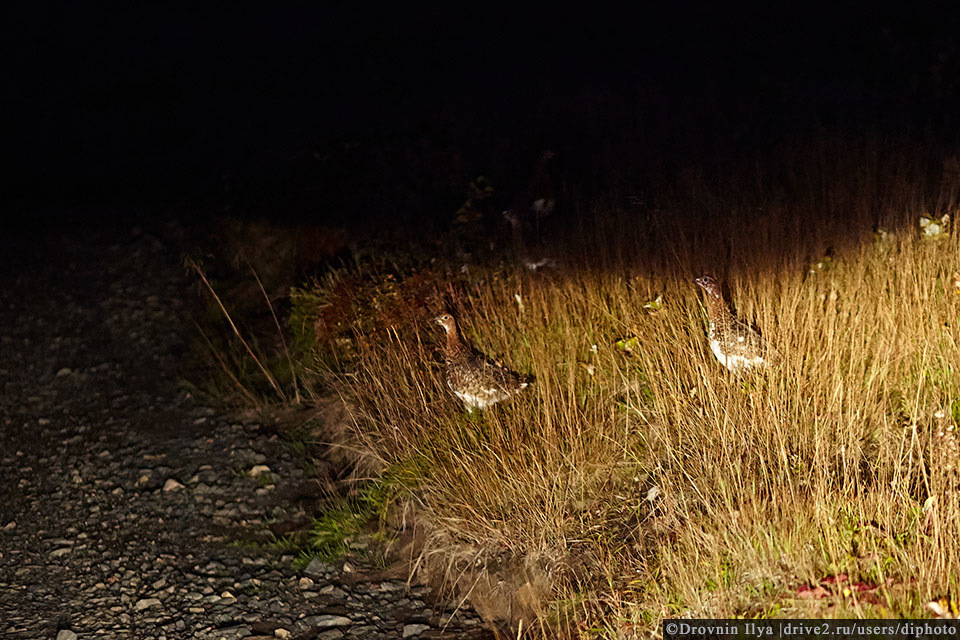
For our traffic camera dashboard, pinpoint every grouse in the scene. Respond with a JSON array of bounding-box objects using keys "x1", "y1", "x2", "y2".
[
  {"x1": 694, "y1": 274, "x2": 779, "y2": 373},
  {"x1": 435, "y1": 313, "x2": 531, "y2": 412},
  {"x1": 502, "y1": 150, "x2": 557, "y2": 253}
]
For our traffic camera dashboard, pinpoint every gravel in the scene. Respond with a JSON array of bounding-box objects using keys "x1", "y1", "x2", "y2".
[{"x1": 0, "y1": 224, "x2": 492, "y2": 639}]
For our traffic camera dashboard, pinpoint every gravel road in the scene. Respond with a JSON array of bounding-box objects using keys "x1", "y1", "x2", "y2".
[{"x1": 0, "y1": 223, "x2": 492, "y2": 640}]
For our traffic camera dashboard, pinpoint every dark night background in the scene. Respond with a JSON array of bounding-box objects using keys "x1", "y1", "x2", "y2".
[{"x1": 7, "y1": 4, "x2": 960, "y2": 235}]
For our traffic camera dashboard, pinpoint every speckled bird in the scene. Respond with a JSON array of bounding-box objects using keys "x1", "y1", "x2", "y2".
[
  {"x1": 435, "y1": 313, "x2": 531, "y2": 412},
  {"x1": 694, "y1": 274, "x2": 779, "y2": 373}
]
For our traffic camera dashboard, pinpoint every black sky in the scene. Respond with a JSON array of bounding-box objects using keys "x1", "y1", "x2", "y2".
[{"x1": 7, "y1": 4, "x2": 960, "y2": 219}]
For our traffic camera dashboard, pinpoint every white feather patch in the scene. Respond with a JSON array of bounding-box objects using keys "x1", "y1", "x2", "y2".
[
  {"x1": 709, "y1": 339, "x2": 766, "y2": 372},
  {"x1": 454, "y1": 389, "x2": 513, "y2": 411}
]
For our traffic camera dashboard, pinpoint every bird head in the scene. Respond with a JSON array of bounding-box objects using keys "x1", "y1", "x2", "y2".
[
  {"x1": 435, "y1": 313, "x2": 457, "y2": 334},
  {"x1": 694, "y1": 274, "x2": 723, "y2": 300}
]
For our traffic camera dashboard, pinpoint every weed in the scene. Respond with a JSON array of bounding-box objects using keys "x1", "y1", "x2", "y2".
[
  {"x1": 222, "y1": 134, "x2": 960, "y2": 635},
  {"x1": 227, "y1": 532, "x2": 304, "y2": 555},
  {"x1": 186, "y1": 257, "x2": 303, "y2": 407}
]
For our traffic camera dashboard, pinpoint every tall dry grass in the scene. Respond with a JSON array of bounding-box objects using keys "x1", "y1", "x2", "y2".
[{"x1": 303, "y1": 141, "x2": 960, "y2": 636}]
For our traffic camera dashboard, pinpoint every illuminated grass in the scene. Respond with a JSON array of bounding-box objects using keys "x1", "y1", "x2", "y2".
[{"x1": 286, "y1": 140, "x2": 960, "y2": 636}]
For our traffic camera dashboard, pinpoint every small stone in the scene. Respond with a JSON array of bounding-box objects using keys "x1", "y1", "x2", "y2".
[
  {"x1": 221, "y1": 591, "x2": 236, "y2": 600},
  {"x1": 215, "y1": 625, "x2": 252, "y2": 639},
  {"x1": 56, "y1": 631, "x2": 77, "y2": 640},
  {"x1": 162, "y1": 478, "x2": 184, "y2": 492},
  {"x1": 3, "y1": 521, "x2": 15, "y2": 530},
  {"x1": 303, "y1": 557, "x2": 326, "y2": 579},
  {"x1": 298, "y1": 577, "x2": 314, "y2": 590},
  {"x1": 135, "y1": 597, "x2": 162, "y2": 611},
  {"x1": 315, "y1": 615, "x2": 352, "y2": 628},
  {"x1": 274, "y1": 630, "x2": 291, "y2": 639},
  {"x1": 402, "y1": 624, "x2": 431, "y2": 638},
  {"x1": 249, "y1": 465, "x2": 271, "y2": 477},
  {"x1": 38, "y1": 418, "x2": 51, "y2": 425},
  {"x1": 50, "y1": 548, "x2": 71, "y2": 558},
  {"x1": 341, "y1": 561, "x2": 353, "y2": 574}
]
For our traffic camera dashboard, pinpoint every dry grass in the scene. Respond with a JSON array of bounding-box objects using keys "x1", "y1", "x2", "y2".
[
  {"x1": 186, "y1": 256, "x2": 304, "y2": 407},
  {"x1": 292, "y1": 141, "x2": 960, "y2": 636}
]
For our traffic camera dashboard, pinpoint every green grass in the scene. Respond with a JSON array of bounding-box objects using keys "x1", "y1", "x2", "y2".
[
  {"x1": 228, "y1": 496, "x2": 386, "y2": 570},
  {"x1": 227, "y1": 532, "x2": 304, "y2": 555},
  {"x1": 303, "y1": 500, "x2": 372, "y2": 561},
  {"x1": 289, "y1": 490, "x2": 395, "y2": 568}
]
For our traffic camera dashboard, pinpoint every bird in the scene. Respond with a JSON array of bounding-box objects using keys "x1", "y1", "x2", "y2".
[
  {"x1": 502, "y1": 150, "x2": 557, "y2": 252},
  {"x1": 694, "y1": 274, "x2": 779, "y2": 373},
  {"x1": 527, "y1": 149, "x2": 557, "y2": 220},
  {"x1": 435, "y1": 313, "x2": 531, "y2": 412}
]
